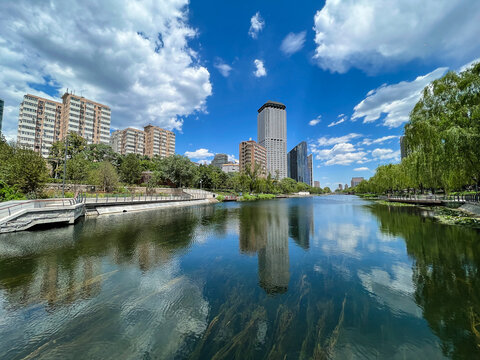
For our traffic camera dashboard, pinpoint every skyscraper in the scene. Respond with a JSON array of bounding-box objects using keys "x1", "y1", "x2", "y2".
[
  {"x1": 211, "y1": 153, "x2": 228, "y2": 168},
  {"x1": 0, "y1": 98, "x2": 4, "y2": 133},
  {"x1": 307, "y1": 154, "x2": 313, "y2": 186},
  {"x1": 257, "y1": 101, "x2": 287, "y2": 179},
  {"x1": 351, "y1": 177, "x2": 364, "y2": 188},
  {"x1": 60, "y1": 92, "x2": 111, "y2": 145},
  {"x1": 239, "y1": 140, "x2": 267, "y2": 174},
  {"x1": 17, "y1": 94, "x2": 63, "y2": 157},
  {"x1": 288, "y1": 141, "x2": 310, "y2": 184}
]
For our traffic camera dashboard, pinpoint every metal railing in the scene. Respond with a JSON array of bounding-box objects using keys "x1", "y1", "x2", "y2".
[
  {"x1": 387, "y1": 193, "x2": 480, "y2": 203},
  {"x1": 0, "y1": 197, "x2": 83, "y2": 219}
]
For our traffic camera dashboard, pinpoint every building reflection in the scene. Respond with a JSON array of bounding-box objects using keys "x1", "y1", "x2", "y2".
[
  {"x1": 239, "y1": 202, "x2": 290, "y2": 294},
  {"x1": 288, "y1": 201, "x2": 314, "y2": 250}
]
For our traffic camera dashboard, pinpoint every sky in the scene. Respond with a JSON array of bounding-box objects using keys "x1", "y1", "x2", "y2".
[{"x1": 1, "y1": 0, "x2": 480, "y2": 188}]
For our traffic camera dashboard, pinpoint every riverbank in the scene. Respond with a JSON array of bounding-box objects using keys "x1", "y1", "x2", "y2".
[{"x1": 370, "y1": 198, "x2": 480, "y2": 229}]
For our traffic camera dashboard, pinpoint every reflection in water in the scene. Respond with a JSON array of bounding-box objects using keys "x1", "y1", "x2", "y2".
[
  {"x1": 1, "y1": 197, "x2": 479, "y2": 359},
  {"x1": 288, "y1": 201, "x2": 314, "y2": 250},
  {"x1": 239, "y1": 201, "x2": 290, "y2": 294},
  {"x1": 369, "y1": 203, "x2": 480, "y2": 359}
]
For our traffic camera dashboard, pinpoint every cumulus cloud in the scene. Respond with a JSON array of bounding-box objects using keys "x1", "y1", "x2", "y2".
[
  {"x1": 372, "y1": 148, "x2": 400, "y2": 161},
  {"x1": 313, "y1": 0, "x2": 480, "y2": 73},
  {"x1": 354, "y1": 167, "x2": 370, "y2": 171},
  {"x1": 253, "y1": 59, "x2": 267, "y2": 77},
  {"x1": 352, "y1": 67, "x2": 447, "y2": 127},
  {"x1": 0, "y1": 0, "x2": 212, "y2": 139},
  {"x1": 361, "y1": 135, "x2": 398, "y2": 146},
  {"x1": 214, "y1": 59, "x2": 232, "y2": 77},
  {"x1": 327, "y1": 115, "x2": 346, "y2": 127},
  {"x1": 249, "y1": 12, "x2": 264, "y2": 39},
  {"x1": 315, "y1": 133, "x2": 362, "y2": 147},
  {"x1": 227, "y1": 154, "x2": 238, "y2": 163},
  {"x1": 184, "y1": 148, "x2": 213, "y2": 159},
  {"x1": 309, "y1": 115, "x2": 321, "y2": 126},
  {"x1": 280, "y1": 31, "x2": 306, "y2": 56},
  {"x1": 312, "y1": 142, "x2": 368, "y2": 166}
]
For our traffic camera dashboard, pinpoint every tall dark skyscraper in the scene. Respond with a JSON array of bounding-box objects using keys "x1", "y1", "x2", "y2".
[
  {"x1": 211, "y1": 153, "x2": 228, "y2": 168},
  {"x1": 287, "y1": 141, "x2": 310, "y2": 185},
  {"x1": 307, "y1": 154, "x2": 313, "y2": 186},
  {"x1": 0, "y1": 98, "x2": 4, "y2": 133}
]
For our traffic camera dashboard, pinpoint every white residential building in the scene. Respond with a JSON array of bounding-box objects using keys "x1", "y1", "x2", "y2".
[
  {"x1": 110, "y1": 128, "x2": 145, "y2": 155},
  {"x1": 222, "y1": 163, "x2": 239, "y2": 173},
  {"x1": 17, "y1": 94, "x2": 62, "y2": 157}
]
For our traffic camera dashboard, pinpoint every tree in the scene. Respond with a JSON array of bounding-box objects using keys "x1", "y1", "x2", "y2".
[
  {"x1": 7, "y1": 147, "x2": 49, "y2": 195},
  {"x1": 156, "y1": 155, "x2": 197, "y2": 188},
  {"x1": 119, "y1": 153, "x2": 142, "y2": 184},
  {"x1": 90, "y1": 162, "x2": 119, "y2": 192},
  {"x1": 48, "y1": 132, "x2": 87, "y2": 178},
  {"x1": 67, "y1": 154, "x2": 91, "y2": 184}
]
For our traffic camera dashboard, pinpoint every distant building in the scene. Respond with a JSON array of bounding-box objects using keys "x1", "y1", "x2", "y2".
[
  {"x1": 339, "y1": 184, "x2": 343, "y2": 190},
  {"x1": 307, "y1": 154, "x2": 313, "y2": 186},
  {"x1": 351, "y1": 177, "x2": 364, "y2": 188},
  {"x1": 222, "y1": 163, "x2": 239, "y2": 173},
  {"x1": 400, "y1": 136, "x2": 407, "y2": 159},
  {"x1": 211, "y1": 153, "x2": 228, "y2": 168},
  {"x1": 287, "y1": 141, "x2": 310, "y2": 184},
  {"x1": 60, "y1": 92, "x2": 111, "y2": 145},
  {"x1": 258, "y1": 101, "x2": 287, "y2": 179},
  {"x1": 314, "y1": 180, "x2": 320, "y2": 188},
  {"x1": 0, "y1": 98, "x2": 4, "y2": 133},
  {"x1": 239, "y1": 140, "x2": 267, "y2": 175},
  {"x1": 344, "y1": 184, "x2": 348, "y2": 190},
  {"x1": 144, "y1": 124, "x2": 175, "y2": 158},
  {"x1": 110, "y1": 128, "x2": 145, "y2": 155},
  {"x1": 17, "y1": 94, "x2": 63, "y2": 157}
]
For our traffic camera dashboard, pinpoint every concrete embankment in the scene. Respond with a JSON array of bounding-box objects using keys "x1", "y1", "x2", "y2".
[
  {"x1": 87, "y1": 199, "x2": 215, "y2": 216},
  {"x1": 460, "y1": 203, "x2": 480, "y2": 216}
]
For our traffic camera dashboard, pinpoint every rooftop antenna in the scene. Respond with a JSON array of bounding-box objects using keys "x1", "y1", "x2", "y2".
[{"x1": 80, "y1": 89, "x2": 85, "y2": 97}]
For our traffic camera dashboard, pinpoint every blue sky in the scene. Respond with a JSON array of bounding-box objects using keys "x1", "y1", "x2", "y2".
[{"x1": 1, "y1": 0, "x2": 479, "y2": 187}]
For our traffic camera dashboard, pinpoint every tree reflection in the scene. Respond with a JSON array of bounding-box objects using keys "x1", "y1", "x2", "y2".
[{"x1": 369, "y1": 203, "x2": 480, "y2": 358}]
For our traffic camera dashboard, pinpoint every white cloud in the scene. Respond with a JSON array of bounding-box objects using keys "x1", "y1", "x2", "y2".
[
  {"x1": 0, "y1": 0, "x2": 212, "y2": 139},
  {"x1": 313, "y1": 142, "x2": 368, "y2": 166},
  {"x1": 315, "y1": 133, "x2": 361, "y2": 147},
  {"x1": 352, "y1": 67, "x2": 447, "y2": 127},
  {"x1": 280, "y1": 31, "x2": 306, "y2": 56},
  {"x1": 214, "y1": 60, "x2": 232, "y2": 77},
  {"x1": 253, "y1": 59, "x2": 267, "y2": 77},
  {"x1": 184, "y1": 148, "x2": 213, "y2": 159},
  {"x1": 327, "y1": 116, "x2": 346, "y2": 127},
  {"x1": 309, "y1": 115, "x2": 321, "y2": 126},
  {"x1": 249, "y1": 12, "x2": 264, "y2": 39},
  {"x1": 227, "y1": 154, "x2": 238, "y2": 163},
  {"x1": 372, "y1": 148, "x2": 400, "y2": 161},
  {"x1": 354, "y1": 167, "x2": 369, "y2": 171},
  {"x1": 313, "y1": 0, "x2": 480, "y2": 73},
  {"x1": 361, "y1": 135, "x2": 398, "y2": 146}
]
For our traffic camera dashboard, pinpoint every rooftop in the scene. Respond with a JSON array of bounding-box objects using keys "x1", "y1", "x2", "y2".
[{"x1": 257, "y1": 100, "x2": 286, "y2": 113}]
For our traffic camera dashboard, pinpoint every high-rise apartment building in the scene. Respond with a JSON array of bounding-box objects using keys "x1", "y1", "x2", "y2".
[
  {"x1": 144, "y1": 124, "x2": 175, "y2": 158},
  {"x1": 17, "y1": 94, "x2": 62, "y2": 157},
  {"x1": 287, "y1": 141, "x2": 310, "y2": 184},
  {"x1": 211, "y1": 153, "x2": 228, "y2": 168},
  {"x1": 222, "y1": 163, "x2": 239, "y2": 173},
  {"x1": 351, "y1": 177, "x2": 364, "y2": 188},
  {"x1": 60, "y1": 92, "x2": 110, "y2": 145},
  {"x1": 307, "y1": 154, "x2": 313, "y2": 186},
  {"x1": 339, "y1": 184, "x2": 343, "y2": 191},
  {"x1": 0, "y1": 98, "x2": 4, "y2": 133},
  {"x1": 314, "y1": 181, "x2": 320, "y2": 188},
  {"x1": 239, "y1": 140, "x2": 267, "y2": 174},
  {"x1": 257, "y1": 101, "x2": 287, "y2": 179},
  {"x1": 110, "y1": 128, "x2": 145, "y2": 155}
]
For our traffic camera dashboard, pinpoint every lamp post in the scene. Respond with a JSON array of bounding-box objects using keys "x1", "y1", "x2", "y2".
[{"x1": 200, "y1": 179, "x2": 203, "y2": 190}]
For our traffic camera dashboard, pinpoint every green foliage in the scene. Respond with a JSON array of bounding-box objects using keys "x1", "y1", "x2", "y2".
[
  {"x1": 89, "y1": 162, "x2": 119, "y2": 192},
  {"x1": 67, "y1": 154, "x2": 91, "y2": 183},
  {"x1": 48, "y1": 132, "x2": 88, "y2": 178},
  {"x1": 119, "y1": 153, "x2": 142, "y2": 184},
  {"x1": 0, "y1": 181, "x2": 25, "y2": 201},
  {"x1": 355, "y1": 62, "x2": 480, "y2": 195},
  {"x1": 155, "y1": 154, "x2": 197, "y2": 188},
  {"x1": 216, "y1": 195, "x2": 225, "y2": 202}
]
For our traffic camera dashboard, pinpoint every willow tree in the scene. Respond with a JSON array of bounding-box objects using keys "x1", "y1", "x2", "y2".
[{"x1": 405, "y1": 62, "x2": 480, "y2": 192}]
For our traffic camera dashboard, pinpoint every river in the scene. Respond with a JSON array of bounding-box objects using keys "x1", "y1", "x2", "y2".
[{"x1": 0, "y1": 195, "x2": 479, "y2": 359}]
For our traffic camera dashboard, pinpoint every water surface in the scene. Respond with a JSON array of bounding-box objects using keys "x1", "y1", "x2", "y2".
[{"x1": 0, "y1": 196, "x2": 479, "y2": 359}]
